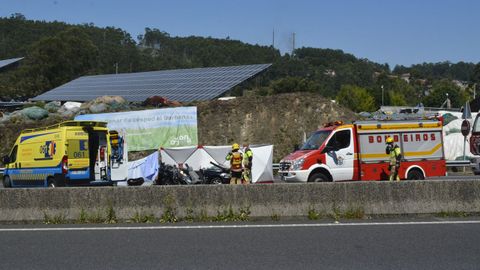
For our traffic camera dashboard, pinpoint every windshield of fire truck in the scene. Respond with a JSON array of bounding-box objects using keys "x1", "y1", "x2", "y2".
[{"x1": 300, "y1": 130, "x2": 331, "y2": 150}]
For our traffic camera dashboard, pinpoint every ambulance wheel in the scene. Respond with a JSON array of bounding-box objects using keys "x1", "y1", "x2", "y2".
[
  {"x1": 308, "y1": 172, "x2": 330, "y2": 182},
  {"x1": 407, "y1": 169, "x2": 424, "y2": 180},
  {"x1": 47, "y1": 177, "x2": 56, "y2": 188},
  {"x1": 3, "y1": 176, "x2": 12, "y2": 188}
]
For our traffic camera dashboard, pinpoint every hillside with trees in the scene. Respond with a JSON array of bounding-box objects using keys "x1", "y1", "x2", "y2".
[{"x1": 1, "y1": 14, "x2": 480, "y2": 111}]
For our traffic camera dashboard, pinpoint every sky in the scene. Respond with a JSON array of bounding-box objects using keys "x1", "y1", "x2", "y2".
[{"x1": 1, "y1": 0, "x2": 479, "y2": 67}]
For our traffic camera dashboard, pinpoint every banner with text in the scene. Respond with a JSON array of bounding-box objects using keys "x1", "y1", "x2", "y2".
[{"x1": 75, "y1": 107, "x2": 198, "y2": 151}]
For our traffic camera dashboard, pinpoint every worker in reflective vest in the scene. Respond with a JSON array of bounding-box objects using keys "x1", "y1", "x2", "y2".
[
  {"x1": 226, "y1": 143, "x2": 243, "y2": 184},
  {"x1": 242, "y1": 144, "x2": 253, "y2": 184},
  {"x1": 385, "y1": 136, "x2": 402, "y2": 181}
]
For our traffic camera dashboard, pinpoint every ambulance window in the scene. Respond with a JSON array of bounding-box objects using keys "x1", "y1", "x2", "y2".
[
  {"x1": 10, "y1": 145, "x2": 18, "y2": 163},
  {"x1": 327, "y1": 130, "x2": 351, "y2": 150}
]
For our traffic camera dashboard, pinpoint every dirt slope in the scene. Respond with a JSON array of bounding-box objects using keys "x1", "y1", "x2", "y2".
[{"x1": 197, "y1": 92, "x2": 357, "y2": 161}]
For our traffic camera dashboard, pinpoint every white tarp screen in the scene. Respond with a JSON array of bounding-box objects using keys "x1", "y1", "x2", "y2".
[
  {"x1": 203, "y1": 146, "x2": 233, "y2": 165},
  {"x1": 159, "y1": 144, "x2": 274, "y2": 183},
  {"x1": 442, "y1": 118, "x2": 475, "y2": 160},
  {"x1": 443, "y1": 133, "x2": 473, "y2": 160},
  {"x1": 163, "y1": 146, "x2": 197, "y2": 164},
  {"x1": 436, "y1": 111, "x2": 478, "y2": 161}
]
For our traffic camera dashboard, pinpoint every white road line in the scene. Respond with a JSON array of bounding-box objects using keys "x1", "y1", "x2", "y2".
[{"x1": 0, "y1": 220, "x2": 480, "y2": 232}]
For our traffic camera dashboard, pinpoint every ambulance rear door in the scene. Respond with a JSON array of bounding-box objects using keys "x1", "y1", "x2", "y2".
[{"x1": 66, "y1": 129, "x2": 91, "y2": 181}]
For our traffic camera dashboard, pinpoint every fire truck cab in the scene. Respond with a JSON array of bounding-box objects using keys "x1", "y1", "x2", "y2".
[{"x1": 279, "y1": 120, "x2": 446, "y2": 182}]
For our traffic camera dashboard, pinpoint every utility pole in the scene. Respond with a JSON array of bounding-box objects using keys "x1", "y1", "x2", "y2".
[
  {"x1": 114, "y1": 62, "x2": 118, "y2": 74},
  {"x1": 292, "y1": 32, "x2": 296, "y2": 55},
  {"x1": 381, "y1": 85, "x2": 384, "y2": 106},
  {"x1": 473, "y1": 83, "x2": 476, "y2": 100},
  {"x1": 272, "y1": 28, "x2": 275, "y2": 48}
]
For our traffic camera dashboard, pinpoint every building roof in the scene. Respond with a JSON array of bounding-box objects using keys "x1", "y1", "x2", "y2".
[
  {"x1": 32, "y1": 63, "x2": 271, "y2": 102},
  {"x1": 0, "y1": 57, "x2": 23, "y2": 71}
]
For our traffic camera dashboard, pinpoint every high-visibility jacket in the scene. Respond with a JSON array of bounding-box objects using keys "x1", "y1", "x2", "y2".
[
  {"x1": 387, "y1": 144, "x2": 402, "y2": 165},
  {"x1": 243, "y1": 148, "x2": 253, "y2": 169},
  {"x1": 227, "y1": 151, "x2": 243, "y2": 172}
]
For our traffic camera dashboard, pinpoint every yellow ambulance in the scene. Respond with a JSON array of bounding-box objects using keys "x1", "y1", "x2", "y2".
[{"x1": 2, "y1": 121, "x2": 126, "y2": 187}]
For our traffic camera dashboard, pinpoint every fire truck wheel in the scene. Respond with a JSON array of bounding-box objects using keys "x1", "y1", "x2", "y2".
[
  {"x1": 407, "y1": 169, "x2": 424, "y2": 180},
  {"x1": 308, "y1": 172, "x2": 330, "y2": 182}
]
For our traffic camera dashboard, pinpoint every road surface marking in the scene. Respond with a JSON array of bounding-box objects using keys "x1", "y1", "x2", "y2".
[{"x1": 0, "y1": 220, "x2": 480, "y2": 232}]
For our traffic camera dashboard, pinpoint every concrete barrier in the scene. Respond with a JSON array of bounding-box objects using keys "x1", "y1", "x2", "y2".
[{"x1": 1, "y1": 180, "x2": 480, "y2": 223}]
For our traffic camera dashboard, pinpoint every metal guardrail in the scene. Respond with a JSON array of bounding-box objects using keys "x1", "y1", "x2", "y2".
[{"x1": 445, "y1": 160, "x2": 472, "y2": 167}]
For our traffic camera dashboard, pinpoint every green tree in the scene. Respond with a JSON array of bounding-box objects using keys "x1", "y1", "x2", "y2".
[
  {"x1": 393, "y1": 61, "x2": 476, "y2": 82},
  {"x1": 336, "y1": 85, "x2": 376, "y2": 112},
  {"x1": 423, "y1": 80, "x2": 467, "y2": 108},
  {"x1": 370, "y1": 75, "x2": 419, "y2": 106},
  {"x1": 388, "y1": 91, "x2": 407, "y2": 106},
  {"x1": 270, "y1": 76, "x2": 321, "y2": 94},
  {"x1": 473, "y1": 63, "x2": 480, "y2": 83},
  {"x1": 0, "y1": 28, "x2": 98, "y2": 99}
]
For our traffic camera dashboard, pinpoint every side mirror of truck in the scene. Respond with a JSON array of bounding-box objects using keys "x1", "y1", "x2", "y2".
[
  {"x1": 322, "y1": 145, "x2": 335, "y2": 153},
  {"x1": 2, "y1": 155, "x2": 10, "y2": 164}
]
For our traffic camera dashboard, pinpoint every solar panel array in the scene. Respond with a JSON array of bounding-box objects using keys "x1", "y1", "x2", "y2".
[
  {"x1": 32, "y1": 63, "x2": 271, "y2": 102},
  {"x1": 0, "y1": 57, "x2": 23, "y2": 70}
]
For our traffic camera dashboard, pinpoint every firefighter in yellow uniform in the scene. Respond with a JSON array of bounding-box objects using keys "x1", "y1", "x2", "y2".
[
  {"x1": 226, "y1": 143, "x2": 243, "y2": 184},
  {"x1": 242, "y1": 144, "x2": 253, "y2": 184},
  {"x1": 385, "y1": 137, "x2": 402, "y2": 181}
]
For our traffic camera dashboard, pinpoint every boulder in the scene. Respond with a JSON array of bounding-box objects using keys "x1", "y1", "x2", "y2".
[
  {"x1": 6, "y1": 111, "x2": 28, "y2": 124},
  {"x1": 60, "y1": 107, "x2": 81, "y2": 118},
  {"x1": 63, "y1": 101, "x2": 82, "y2": 110},
  {"x1": 21, "y1": 106, "x2": 49, "y2": 120},
  {"x1": 109, "y1": 102, "x2": 130, "y2": 111},
  {"x1": 81, "y1": 96, "x2": 127, "y2": 113},
  {"x1": 93, "y1": 96, "x2": 126, "y2": 105},
  {"x1": 89, "y1": 103, "x2": 109, "y2": 113},
  {"x1": 44, "y1": 101, "x2": 61, "y2": 113},
  {"x1": 0, "y1": 114, "x2": 10, "y2": 123}
]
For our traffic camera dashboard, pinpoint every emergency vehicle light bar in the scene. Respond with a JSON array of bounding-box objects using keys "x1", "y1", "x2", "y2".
[
  {"x1": 323, "y1": 121, "x2": 344, "y2": 127},
  {"x1": 357, "y1": 121, "x2": 441, "y2": 130}
]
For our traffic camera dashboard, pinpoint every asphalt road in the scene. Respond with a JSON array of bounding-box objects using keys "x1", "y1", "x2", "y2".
[{"x1": 1, "y1": 219, "x2": 479, "y2": 270}]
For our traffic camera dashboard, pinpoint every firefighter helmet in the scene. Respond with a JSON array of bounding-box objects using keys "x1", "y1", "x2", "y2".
[
  {"x1": 386, "y1": 137, "x2": 394, "y2": 144},
  {"x1": 232, "y1": 143, "x2": 240, "y2": 150}
]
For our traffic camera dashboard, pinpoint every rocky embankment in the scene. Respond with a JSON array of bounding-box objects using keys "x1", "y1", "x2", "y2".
[{"x1": 196, "y1": 93, "x2": 357, "y2": 161}]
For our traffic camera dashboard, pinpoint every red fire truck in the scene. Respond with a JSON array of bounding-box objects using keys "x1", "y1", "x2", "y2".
[{"x1": 279, "y1": 120, "x2": 446, "y2": 182}]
